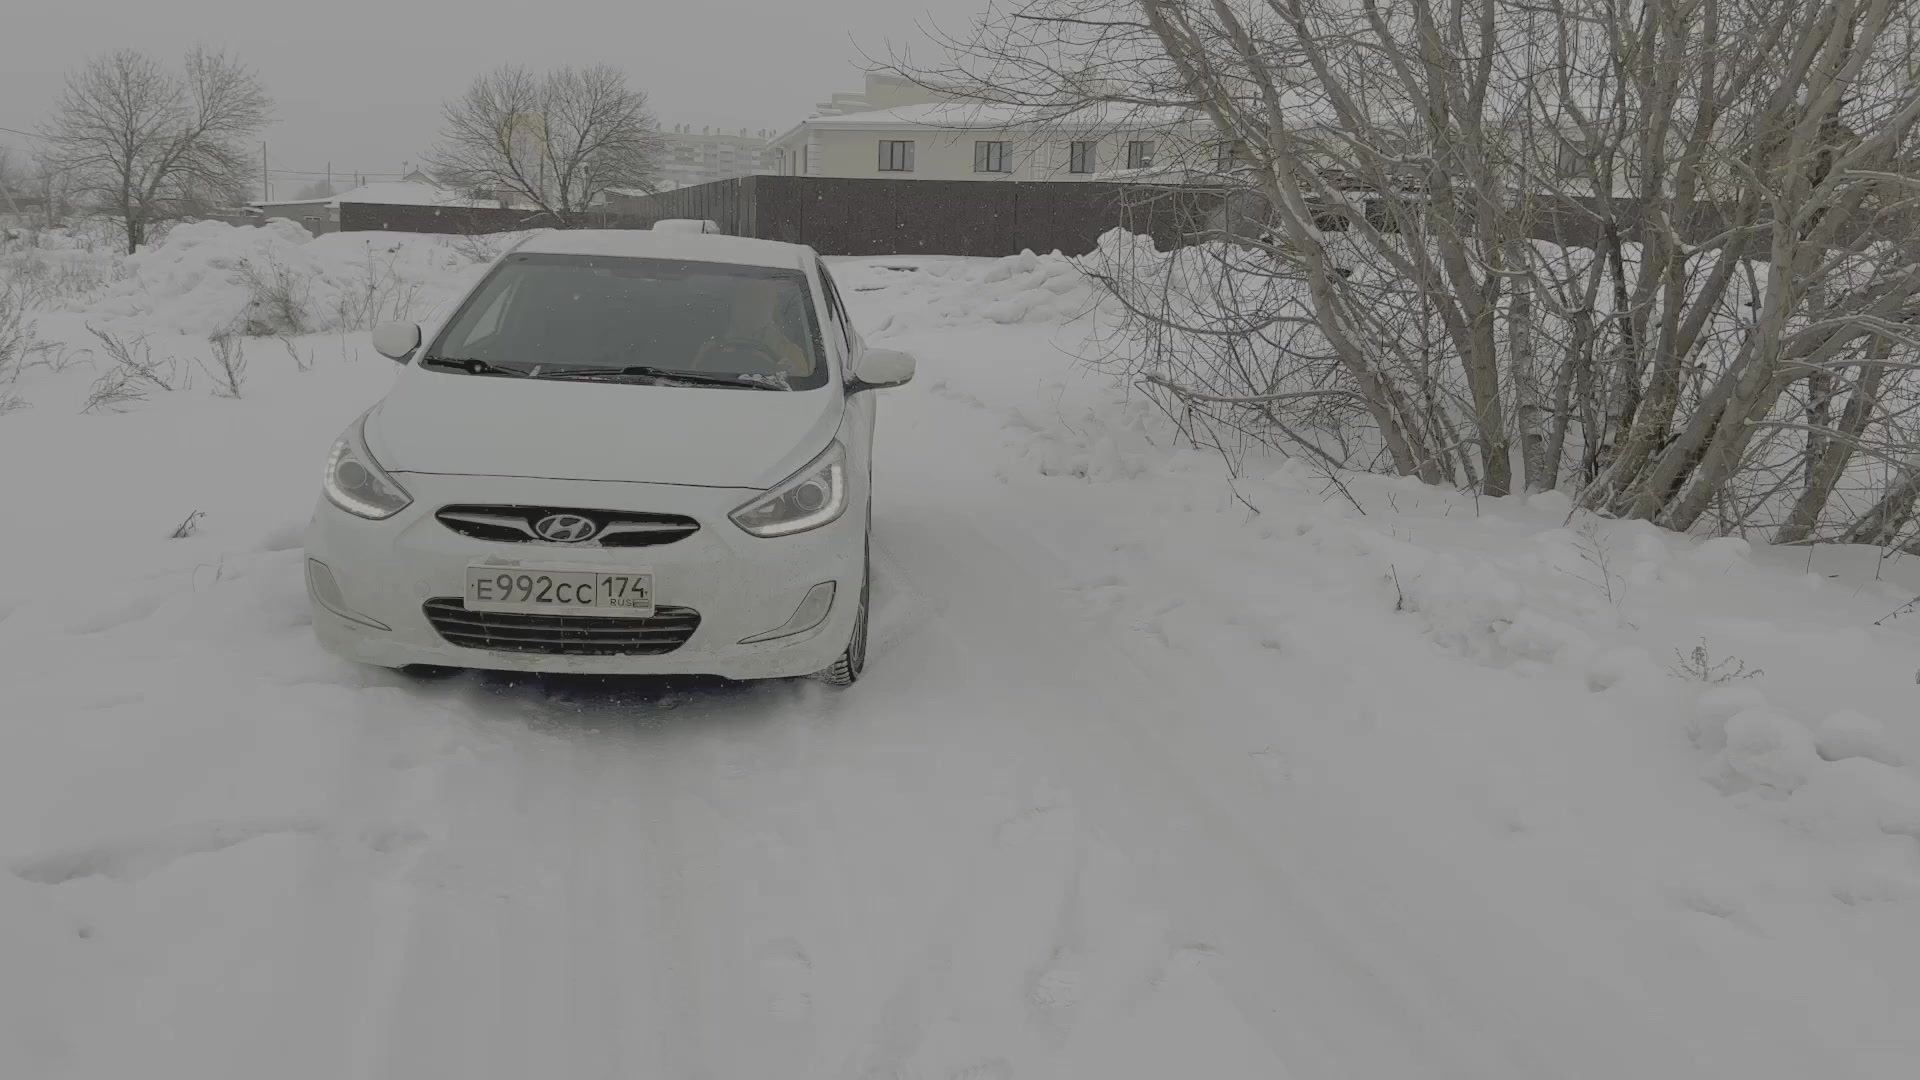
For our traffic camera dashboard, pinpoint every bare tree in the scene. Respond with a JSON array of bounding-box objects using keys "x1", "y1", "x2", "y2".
[
  {"x1": 900, "y1": 1, "x2": 1920, "y2": 544},
  {"x1": 42, "y1": 48, "x2": 271, "y2": 254},
  {"x1": 427, "y1": 65, "x2": 664, "y2": 224},
  {"x1": 292, "y1": 179, "x2": 335, "y2": 200},
  {"x1": 25, "y1": 154, "x2": 74, "y2": 230},
  {"x1": 0, "y1": 148, "x2": 23, "y2": 217}
]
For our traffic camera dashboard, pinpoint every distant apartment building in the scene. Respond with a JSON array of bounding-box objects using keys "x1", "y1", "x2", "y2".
[{"x1": 654, "y1": 125, "x2": 777, "y2": 190}]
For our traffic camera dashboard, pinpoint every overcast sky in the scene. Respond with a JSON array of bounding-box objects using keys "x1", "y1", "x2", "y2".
[{"x1": 2, "y1": 0, "x2": 982, "y2": 194}]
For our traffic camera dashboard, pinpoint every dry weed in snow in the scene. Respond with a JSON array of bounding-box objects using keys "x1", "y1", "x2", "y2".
[
  {"x1": 202, "y1": 333, "x2": 247, "y2": 398},
  {"x1": 81, "y1": 325, "x2": 185, "y2": 412},
  {"x1": 237, "y1": 254, "x2": 313, "y2": 336},
  {"x1": 1671, "y1": 641, "x2": 1763, "y2": 684},
  {"x1": 279, "y1": 336, "x2": 313, "y2": 373}
]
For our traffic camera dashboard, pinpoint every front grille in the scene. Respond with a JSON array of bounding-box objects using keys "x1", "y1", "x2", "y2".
[
  {"x1": 436, "y1": 505, "x2": 700, "y2": 548},
  {"x1": 423, "y1": 599, "x2": 701, "y2": 656}
]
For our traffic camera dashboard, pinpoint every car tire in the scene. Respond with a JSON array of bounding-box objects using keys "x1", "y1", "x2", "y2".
[{"x1": 812, "y1": 533, "x2": 870, "y2": 687}]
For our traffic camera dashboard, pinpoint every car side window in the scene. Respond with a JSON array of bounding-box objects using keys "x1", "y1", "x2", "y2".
[{"x1": 816, "y1": 263, "x2": 856, "y2": 366}]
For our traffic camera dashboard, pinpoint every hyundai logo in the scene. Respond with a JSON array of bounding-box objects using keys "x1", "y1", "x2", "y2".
[{"x1": 533, "y1": 513, "x2": 599, "y2": 543}]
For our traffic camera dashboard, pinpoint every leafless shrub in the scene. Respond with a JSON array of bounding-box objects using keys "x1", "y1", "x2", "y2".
[
  {"x1": 86, "y1": 324, "x2": 182, "y2": 389},
  {"x1": 0, "y1": 280, "x2": 37, "y2": 384},
  {"x1": 27, "y1": 344, "x2": 82, "y2": 374},
  {"x1": 201, "y1": 332, "x2": 246, "y2": 398},
  {"x1": 81, "y1": 324, "x2": 185, "y2": 411},
  {"x1": 168, "y1": 509, "x2": 205, "y2": 539},
  {"x1": 1670, "y1": 641, "x2": 1762, "y2": 684},
  {"x1": 279, "y1": 335, "x2": 313, "y2": 372},
  {"x1": 445, "y1": 230, "x2": 512, "y2": 264},
  {"x1": 0, "y1": 254, "x2": 108, "y2": 308},
  {"x1": 904, "y1": 0, "x2": 1920, "y2": 543},
  {"x1": 81, "y1": 365, "x2": 148, "y2": 413},
  {"x1": 333, "y1": 246, "x2": 420, "y2": 331},
  {"x1": 1563, "y1": 520, "x2": 1621, "y2": 605},
  {"x1": 236, "y1": 254, "x2": 311, "y2": 336}
]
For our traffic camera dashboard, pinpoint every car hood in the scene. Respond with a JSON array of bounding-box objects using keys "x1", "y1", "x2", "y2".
[{"x1": 365, "y1": 369, "x2": 844, "y2": 489}]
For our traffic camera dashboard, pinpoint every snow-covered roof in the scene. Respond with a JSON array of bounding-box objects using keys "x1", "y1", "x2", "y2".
[
  {"x1": 514, "y1": 229, "x2": 808, "y2": 269},
  {"x1": 250, "y1": 181, "x2": 495, "y2": 212},
  {"x1": 776, "y1": 100, "x2": 1201, "y2": 143},
  {"x1": 327, "y1": 182, "x2": 495, "y2": 209},
  {"x1": 826, "y1": 100, "x2": 1195, "y2": 129}
]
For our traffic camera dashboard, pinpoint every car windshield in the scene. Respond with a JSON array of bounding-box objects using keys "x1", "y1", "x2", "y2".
[{"x1": 424, "y1": 253, "x2": 828, "y2": 390}]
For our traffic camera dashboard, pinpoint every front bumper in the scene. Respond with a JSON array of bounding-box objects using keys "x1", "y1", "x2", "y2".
[{"x1": 302, "y1": 472, "x2": 863, "y2": 679}]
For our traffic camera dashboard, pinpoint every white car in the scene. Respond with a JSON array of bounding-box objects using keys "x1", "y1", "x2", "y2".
[{"x1": 302, "y1": 230, "x2": 915, "y2": 685}]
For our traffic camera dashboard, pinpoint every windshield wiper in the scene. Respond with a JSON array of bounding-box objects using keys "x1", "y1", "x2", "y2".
[
  {"x1": 534, "y1": 365, "x2": 775, "y2": 389},
  {"x1": 420, "y1": 355, "x2": 533, "y2": 377}
]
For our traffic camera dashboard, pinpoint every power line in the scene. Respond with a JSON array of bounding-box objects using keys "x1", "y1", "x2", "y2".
[
  {"x1": 4, "y1": 122, "x2": 414, "y2": 182},
  {"x1": 269, "y1": 168, "x2": 407, "y2": 177}
]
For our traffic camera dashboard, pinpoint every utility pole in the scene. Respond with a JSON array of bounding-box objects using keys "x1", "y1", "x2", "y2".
[
  {"x1": 326, "y1": 161, "x2": 332, "y2": 197},
  {"x1": 261, "y1": 141, "x2": 269, "y2": 201}
]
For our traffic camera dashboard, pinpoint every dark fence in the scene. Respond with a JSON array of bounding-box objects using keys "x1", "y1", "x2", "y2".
[
  {"x1": 339, "y1": 178, "x2": 1888, "y2": 263},
  {"x1": 336, "y1": 202, "x2": 648, "y2": 235},
  {"x1": 604, "y1": 176, "x2": 1229, "y2": 257}
]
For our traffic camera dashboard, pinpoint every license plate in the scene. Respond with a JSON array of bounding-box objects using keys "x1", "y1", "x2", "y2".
[{"x1": 465, "y1": 565, "x2": 654, "y2": 617}]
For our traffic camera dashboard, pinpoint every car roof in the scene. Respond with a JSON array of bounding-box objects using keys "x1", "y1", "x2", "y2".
[{"x1": 512, "y1": 229, "x2": 811, "y2": 270}]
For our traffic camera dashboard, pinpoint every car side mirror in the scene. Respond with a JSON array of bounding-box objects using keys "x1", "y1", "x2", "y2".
[
  {"x1": 371, "y1": 321, "x2": 421, "y2": 362},
  {"x1": 849, "y1": 347, "x2": 915, "y2": 393}
]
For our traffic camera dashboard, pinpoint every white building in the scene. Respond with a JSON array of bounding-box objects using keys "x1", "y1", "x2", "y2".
[
  {"x1": 654, "y1": 126, "x2": 777, "y2": 190},
  {"x1": 768, "y1": 74, "x2": 1214, "y2": 183}
]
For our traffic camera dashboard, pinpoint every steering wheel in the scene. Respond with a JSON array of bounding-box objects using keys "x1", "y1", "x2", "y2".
[{"x1": 696, "y1": 338, "x2": 783, "y2": 372}]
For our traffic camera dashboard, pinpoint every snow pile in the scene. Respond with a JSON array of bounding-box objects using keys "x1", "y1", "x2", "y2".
[
  {"x1": 76, "y1": 220, "x2": 490, "y2": 337},
  {"x1": 840, "y1": 248, "x2": 1108, "y2": 338},
  {"x1": 1265, "y1": 481, "x2": 1920, "y2": 906}
]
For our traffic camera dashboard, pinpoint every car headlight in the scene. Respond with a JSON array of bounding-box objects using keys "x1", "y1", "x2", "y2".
[
  {"x1": 730, "y1": 441, "x2": 849, "y2": 537},
  {"x1": 323, "y1": 411, "x2": 412, "y2": 520}
]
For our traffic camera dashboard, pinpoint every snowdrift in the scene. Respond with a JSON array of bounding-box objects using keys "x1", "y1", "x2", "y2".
[
  {"x1": 77, "y1": 220, "x2": 492, "y2": 337},
  {"x1": 851, "y1": 248, "x2": 1109, "y2": 338}
]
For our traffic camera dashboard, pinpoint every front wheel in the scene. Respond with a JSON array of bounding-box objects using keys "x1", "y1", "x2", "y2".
[{"x1": 811, "y1": 538, "x2": 869, "y2": 687}]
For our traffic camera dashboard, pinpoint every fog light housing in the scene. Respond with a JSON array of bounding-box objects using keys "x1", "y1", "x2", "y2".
[
  {"x1": 739, "y1": 582, "x2": 836, "y2": 644},
  {"x1": 306, "y1": 558, "x2": 391, "y2": 631}
]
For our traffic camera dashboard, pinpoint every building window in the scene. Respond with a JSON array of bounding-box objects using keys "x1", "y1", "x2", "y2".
[
  {"x1": 974, "y1": 140, "x2": 1012, "y2": 173},
  {"x1": 1069, "y1": 141, "x2": 1095, "y2": 174},
  {"x1": 878, "y1": 140, "x2": 915, "y2": 172},
  {"x1": 1216, "y1": 141, "x2": 1238, "y2": 172},
  {"x1": 1126, "y1": 140, "x2": 1155, "y2": 169},
  {"x1": 1556, "y1": 140, "x2": 1586, "y2": 178}
]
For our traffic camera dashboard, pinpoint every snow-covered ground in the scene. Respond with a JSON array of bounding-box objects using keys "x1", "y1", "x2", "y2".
[{"x1": 2, "y1": 226, "x2": 1919, "y2": 1078}]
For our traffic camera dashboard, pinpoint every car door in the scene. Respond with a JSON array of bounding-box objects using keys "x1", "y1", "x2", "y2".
[{"x1": 815, "y1": 261, "x2": 877, "y2": 492}]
